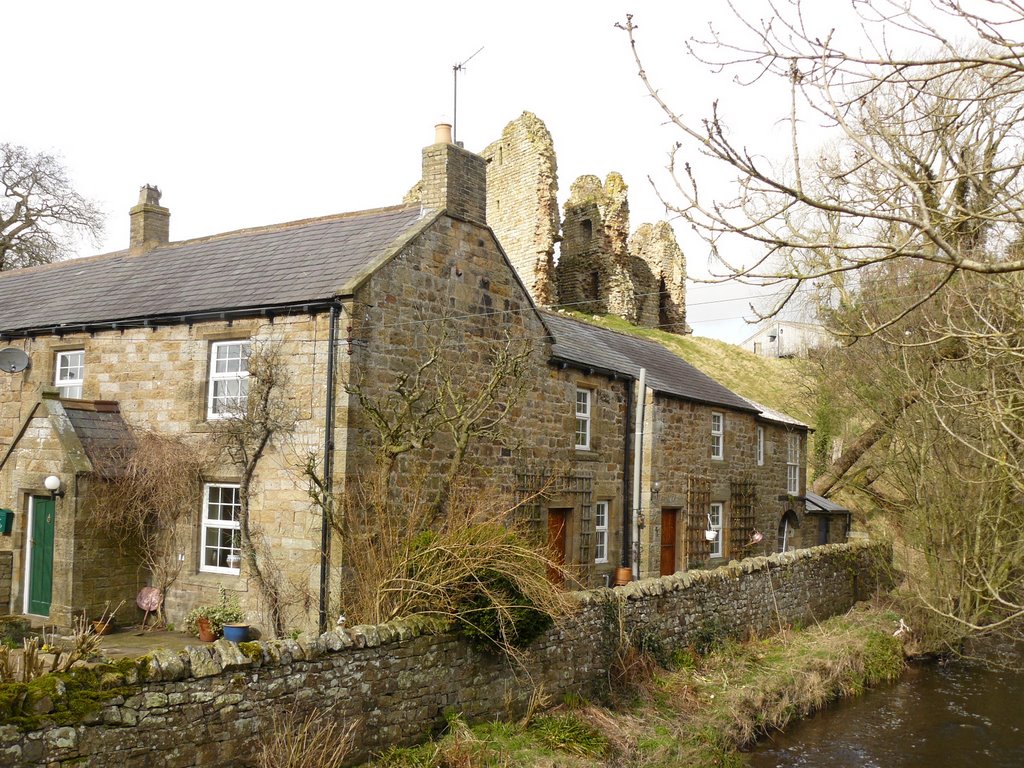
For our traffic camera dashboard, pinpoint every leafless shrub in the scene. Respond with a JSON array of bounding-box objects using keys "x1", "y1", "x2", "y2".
[
  {"x1": 337, "y1": 477, "x2": 572, "y2": 662},
  {"x1": 255, "y1": 705, "x2": 358, "y2": 768},
  {"x1": 91, "y1": 433, "x2": 204, "y2": 626}
]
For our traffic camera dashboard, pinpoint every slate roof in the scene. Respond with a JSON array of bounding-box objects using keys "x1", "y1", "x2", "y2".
[
  {"x1": 543, "y1": 311, "x2": 758, "y2": 413},
  {"x1": 0, "y1": 205, "x2": 425, "y2": 335},
  {"x1": 64, "y1": 401, "x2": 134, "y2": 478},
  {"x1": 741, "y1": 397, "x2": 809, "y2": 430}
]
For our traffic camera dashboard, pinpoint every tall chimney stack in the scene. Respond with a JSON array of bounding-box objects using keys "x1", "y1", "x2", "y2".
[
  {"x1": 129, "y1": 185, "x2": 170, "y2": 255},
  {"x1": 420, "y1": 124, "x2": 486, "y2": 226}
]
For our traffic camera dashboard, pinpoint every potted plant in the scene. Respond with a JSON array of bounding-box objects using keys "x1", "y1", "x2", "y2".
[{"x1": 183, "y1": 587, "x2": 244, "y2": 642}]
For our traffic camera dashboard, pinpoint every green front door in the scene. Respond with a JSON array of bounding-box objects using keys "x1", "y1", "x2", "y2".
[{"x1": 28, "y1": 496, "x2": 55, "y2": 616}]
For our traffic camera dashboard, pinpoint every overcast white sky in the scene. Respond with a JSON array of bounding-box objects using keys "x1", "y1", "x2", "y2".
[{"x1": 7, "y1": 1, "x2": 855, "y2": 342}]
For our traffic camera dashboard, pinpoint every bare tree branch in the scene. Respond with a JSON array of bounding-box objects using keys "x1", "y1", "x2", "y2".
[{"x1": 0, "y1": 143, "x2": 103, "y2": 270}]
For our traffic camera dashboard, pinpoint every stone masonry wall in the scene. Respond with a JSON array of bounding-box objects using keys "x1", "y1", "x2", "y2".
[
  {"x1": 0, "y1": 552, "x2": 11, "y2": 615},
  {"x1": 628, "y1": 222, "x2": 689, "y2": 334},
  {"x1": 639, "y1": 394, "x2": 809, "y2": 579},
  {"x1": 557, "y1": 172, "x2": 688, "y2": 334},
  {"x1": 343, "y1": 213, "x2": 632, "y2": 591},
  {"x1": 0, "y1": 313, "x2": 334, "y2": 632},
  {"x1": 0, "y1": 542, "x2": 889, "y2": 767}
]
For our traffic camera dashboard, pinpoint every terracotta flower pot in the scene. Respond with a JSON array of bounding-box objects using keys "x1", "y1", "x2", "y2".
[
  {"x1": 197, "y1": 616, "x2": 217, "y2": 642},
  {"x1": 92, "y1": 619, "x2": 115, "y2": 636}
]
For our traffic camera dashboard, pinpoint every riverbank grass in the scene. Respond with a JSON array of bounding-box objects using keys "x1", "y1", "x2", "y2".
[{"x1": 368, "y1": 602, "x2": 907, "y2": 767}]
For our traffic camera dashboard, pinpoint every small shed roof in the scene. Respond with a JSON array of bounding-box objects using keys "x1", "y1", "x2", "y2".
[{"x1": 804, "y1": 491, "x2": 850, "y2": 515}]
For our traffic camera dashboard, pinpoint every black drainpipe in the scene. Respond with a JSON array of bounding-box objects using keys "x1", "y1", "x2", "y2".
[
  {"x1": 318, "y1": 302, "x2": 340, "y2": 634},
  {"x1": 621, "y1": 377, "x2": 633, "y2": 570}
]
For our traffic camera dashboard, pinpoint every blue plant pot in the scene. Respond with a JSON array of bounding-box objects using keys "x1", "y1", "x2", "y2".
[{"x1": 222, "y1": 623, "x2": 250, "y2": 642}]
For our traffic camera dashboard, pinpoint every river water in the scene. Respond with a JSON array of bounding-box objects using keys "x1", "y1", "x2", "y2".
[{"x1": 746, "y1": 655, "x2": 1024, "y2": 767}]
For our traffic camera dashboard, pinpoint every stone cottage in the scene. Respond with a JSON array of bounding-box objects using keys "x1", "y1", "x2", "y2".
[{"x1": 0, "y1": 125, "x2": 813, "y2": 635}]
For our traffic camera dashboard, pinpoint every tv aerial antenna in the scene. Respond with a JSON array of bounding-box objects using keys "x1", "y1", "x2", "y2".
[{"x1": 452, "y1": 46, "x2": 484, "y2": 145}]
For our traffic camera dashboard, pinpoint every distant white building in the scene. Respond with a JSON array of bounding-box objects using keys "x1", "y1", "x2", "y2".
[{"x1": 742, "y1": 320, "x2": 833, "y2": 359}]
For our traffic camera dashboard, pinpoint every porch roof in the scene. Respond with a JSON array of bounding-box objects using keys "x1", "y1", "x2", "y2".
[
  {"x1": 63, "y1": 400, "x2": 133, "y2": 479},
  {"x1": 740, "y1": 396, "x2": 809, "y2": 430}
]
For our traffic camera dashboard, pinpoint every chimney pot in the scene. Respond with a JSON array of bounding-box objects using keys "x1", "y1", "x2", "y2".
[
  {"x1": 434, "y1": 123, "x2": 453, "y2": 145},
  {"x1": 138, "y1": 184, "x2": 162, "y2": 206}
]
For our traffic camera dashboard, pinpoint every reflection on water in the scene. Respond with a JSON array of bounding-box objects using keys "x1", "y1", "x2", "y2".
[{"x1": 746, "y1": 656, "x2": 1024, "y2": 767}]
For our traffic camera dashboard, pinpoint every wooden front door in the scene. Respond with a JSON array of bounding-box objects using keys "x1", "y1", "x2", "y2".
[
  {"x1": 547, "y1": 509, "x2": 569, "y2": 584},
  {"x1": 660, "y1": 508, "x2": 678, "y2": 576},
  {"x1": 817, "y1": 516, "x2": 830, "y2": 546},
  {"x1": 28, "y1": 496, "x2": 55, "y2": 616}
]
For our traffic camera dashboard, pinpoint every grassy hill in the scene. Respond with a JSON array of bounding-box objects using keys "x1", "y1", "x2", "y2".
[{"x1": 558, "y1": 311, "x2": 819, "y2": 429}]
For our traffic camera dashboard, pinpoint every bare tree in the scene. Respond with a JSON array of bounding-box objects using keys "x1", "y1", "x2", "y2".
[
  {"x1": 619, "y1": 1, "x2": 1024, "y2": 330},
  {"x1": 303, "y1": 320, "x2": 555, "y2": 656},
  {"x1": 347, "y1": 321, "x2": 533, "y2": 517},
  {"x1": 619, "y1": 2, "x2": 1024, "y2": 643},
  {"x1": 1, "y1": 142, "x2": 104, "y2": 271}
]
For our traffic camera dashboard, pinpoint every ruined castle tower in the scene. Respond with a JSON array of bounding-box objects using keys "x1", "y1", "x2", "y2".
[
  {"x1": 404, "y1": 112, "x2": 689, "y2": 334},
  {"x1": 628, "y1": 221, "x2": 689, "y2": 334},
  {"x1": 480, "y1": 112, "x2": 560, "y2": 306},
  {"x1": 556, "y1": 174, "x2": 689, "y2": 333},
  {"x1": 557, "y1": 173, "x2": 635, "y2": 317}
]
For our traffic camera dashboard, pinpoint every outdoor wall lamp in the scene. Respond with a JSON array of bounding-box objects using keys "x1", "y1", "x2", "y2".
[{"x1": 43, "y1": 475, "x2": 65, "y2": 500}]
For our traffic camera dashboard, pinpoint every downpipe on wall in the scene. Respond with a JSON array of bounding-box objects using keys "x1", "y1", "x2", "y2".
[
  {"x1": 318, "y1": 302, "x2": 340, "y2": 634},
  {"x1": 621, "y1": 377, "x2": 634, "y2": 576}
]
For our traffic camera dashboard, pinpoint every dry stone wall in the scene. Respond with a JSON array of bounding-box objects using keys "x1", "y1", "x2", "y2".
[{"x1": 0, "y1": 542, "x2": 889, "y2": 767}]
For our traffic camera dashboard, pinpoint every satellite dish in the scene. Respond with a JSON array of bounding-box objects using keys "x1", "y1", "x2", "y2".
[{"x1": 0, "y1": 348, "x2": 29, "y2": 374}]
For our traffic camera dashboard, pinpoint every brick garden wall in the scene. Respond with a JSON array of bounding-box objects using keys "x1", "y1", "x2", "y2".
[{"x1": 0, "y1": 542, "x2": 890, "y2": 767}]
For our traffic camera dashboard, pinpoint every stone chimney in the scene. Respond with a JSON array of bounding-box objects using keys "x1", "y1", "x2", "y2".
[
  {"x1": 420, "y1": 123, "x2": 487, "y2": 226},
  {"x1": 129, "y1": 185, "x2": 170, "y2": 255}
]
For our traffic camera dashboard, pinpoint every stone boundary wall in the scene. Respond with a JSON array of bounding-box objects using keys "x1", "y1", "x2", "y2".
[{"x1": 0, "y1": 542, "x2": 890, "y2": 767}]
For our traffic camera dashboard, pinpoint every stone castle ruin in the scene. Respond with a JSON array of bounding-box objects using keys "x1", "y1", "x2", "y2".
[{"x1": 409, "y1": 111, "x2": 690, "y2": 334}]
